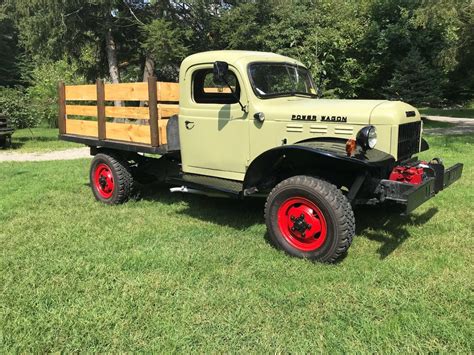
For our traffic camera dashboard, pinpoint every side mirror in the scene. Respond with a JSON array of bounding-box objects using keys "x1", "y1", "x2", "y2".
[{"x1": 213, "y1": 61, "x2": 229, "y2": 83}]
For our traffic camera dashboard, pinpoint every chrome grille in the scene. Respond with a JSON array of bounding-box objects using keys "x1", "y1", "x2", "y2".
[{"x1": 398, "y1": 121, "x2": 421, "y2": 160}]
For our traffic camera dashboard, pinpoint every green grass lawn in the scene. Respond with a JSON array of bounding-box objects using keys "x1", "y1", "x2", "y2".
[
  {"x1": 1, "y1": 135, "x2": 472, "y2": 352},
  {"x1": 420, "y1": 107, "x2": 474, "y2": 118},
  {"x1": 9, "y1": 127, "x2": 80, "y2": 152}
]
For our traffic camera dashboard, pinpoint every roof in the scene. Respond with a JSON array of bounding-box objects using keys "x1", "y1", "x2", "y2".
[{"x1": 180, "y1": 50, "x2": 305, "y2": 69}]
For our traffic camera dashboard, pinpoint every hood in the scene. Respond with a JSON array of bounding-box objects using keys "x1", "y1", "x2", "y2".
[{"x1": 255, "y1": 97, "x2": 420, "y2": 125}]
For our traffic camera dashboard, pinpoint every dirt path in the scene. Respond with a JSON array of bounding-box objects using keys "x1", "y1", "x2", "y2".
[
  {"x1": 424, "y1": 116, "x2": 474, "y2": 135},
  {"x1": 0, "y1": 147, "x2": 91, "y2": 162}
]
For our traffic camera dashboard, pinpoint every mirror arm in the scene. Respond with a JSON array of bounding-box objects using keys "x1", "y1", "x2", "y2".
[{"x1": 221, "y1": 76, "x2": 248, "y2": 113}]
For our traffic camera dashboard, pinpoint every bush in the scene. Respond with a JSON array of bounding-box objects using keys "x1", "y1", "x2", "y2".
[
  {"x1": 27, "y1": 59, "x2": 85, "y2": 128},
  {"x1": 0, "y1": 86, "x2": 39, "y2": 128}
]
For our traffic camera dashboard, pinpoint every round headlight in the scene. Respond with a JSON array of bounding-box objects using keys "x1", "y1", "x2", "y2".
[
  {"x1": 356, "y1": 125, "x2": 377, "y2": 150},
  {"x1": 368, "y1": 126, "x2": 377, "y2": 149}
]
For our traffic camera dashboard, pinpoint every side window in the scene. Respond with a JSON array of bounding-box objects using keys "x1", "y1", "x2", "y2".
[{"x1": 193, "y1": 68, "x2": 240, "y2": 104}]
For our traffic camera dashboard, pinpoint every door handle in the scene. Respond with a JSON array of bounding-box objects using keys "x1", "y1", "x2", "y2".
[{"x1": 185, "y1": 120, "x2": 195, "y2": 130}]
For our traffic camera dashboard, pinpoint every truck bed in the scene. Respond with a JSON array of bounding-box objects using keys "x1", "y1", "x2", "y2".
[{"x1": 58, "y1": 77, "x2": 179, "y2": 154}]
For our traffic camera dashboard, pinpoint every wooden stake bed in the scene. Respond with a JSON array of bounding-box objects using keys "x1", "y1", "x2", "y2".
[{"x1": 58, "y1": 77, "x2": 179, "y2": 153}]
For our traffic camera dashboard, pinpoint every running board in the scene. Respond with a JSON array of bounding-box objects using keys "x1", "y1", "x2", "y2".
[{"x1": 166, "y1": 173, "x2": 244, "y2": 198}]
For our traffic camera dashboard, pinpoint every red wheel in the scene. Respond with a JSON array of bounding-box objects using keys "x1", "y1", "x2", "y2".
[
  {"x1": 93, "y1": 163, "x2": 115, "y2": 199},
  {"x1": 90, "y1": 153, "x2": 134, "y2": 204},
  {"x1": 277, "y1": 197, "x2": 327, "y2": 251},
  {"x1": 265, "y1": 176, "x2": 355, "y2": 262}
]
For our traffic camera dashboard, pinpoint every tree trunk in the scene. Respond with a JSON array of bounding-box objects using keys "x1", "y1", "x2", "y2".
[
  {"x1": 105, "y1": 28, "x2": 122, "y2": 107},
  {"x1": 142, "y1": 55, "x2": 155, "y2": 83},
  {"x1": 139, "y1": 55, "x2": 155, "y2": 112},
  {"x1": 137, "y1": 56, "x2": 155, "y2": 125}
]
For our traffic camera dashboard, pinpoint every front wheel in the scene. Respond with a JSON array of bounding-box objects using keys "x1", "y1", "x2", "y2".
[
  {"x1": 90, "y1": 153, "x2": 134, "y2": 204},
  {"x1": 264, "y1": 175, "x2": 355, "y2": 263}
]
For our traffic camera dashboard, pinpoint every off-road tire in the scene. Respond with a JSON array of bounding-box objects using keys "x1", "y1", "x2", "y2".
[
  {"x1": 265, "y1": 175, "x2": 355, "y2": 262},
  {"x1": 90, "y1": 153, "x2": 134, "y2": 204}
]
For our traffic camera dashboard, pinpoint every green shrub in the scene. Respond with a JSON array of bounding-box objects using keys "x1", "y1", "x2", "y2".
[
  {"x1": 27, "y1": 59, "x2": 85, "y2": 128},
  {"x1": 0, "y1": 86, "x2": 38, "y2": 128}
]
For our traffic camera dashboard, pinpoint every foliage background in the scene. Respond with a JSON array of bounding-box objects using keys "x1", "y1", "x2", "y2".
[{"x1": 0, "y1": 0, "x2": 473, "y2": 128}]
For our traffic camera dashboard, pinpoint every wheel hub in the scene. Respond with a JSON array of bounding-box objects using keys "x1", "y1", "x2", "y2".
[
  {"x1": 94, "y1": 163, "x2": 114, "y2": 199},
  {"x1": 277, "y1": 197, "x2": 327, "y2": 251}
]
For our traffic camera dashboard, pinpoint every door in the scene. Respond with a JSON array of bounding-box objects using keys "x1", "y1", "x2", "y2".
[{"x1": 179, "y1": 65, "x2": 249, "y2": 180}]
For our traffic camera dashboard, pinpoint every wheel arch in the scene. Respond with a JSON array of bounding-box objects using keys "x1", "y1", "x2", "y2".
[{"x1": 243, "y1": 139, "x2": 395, "y2": 191}]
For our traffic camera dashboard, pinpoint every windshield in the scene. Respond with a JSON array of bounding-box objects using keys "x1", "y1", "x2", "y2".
[{"x1": 249, "y1": 63, "x2": 317, "y2": 98}]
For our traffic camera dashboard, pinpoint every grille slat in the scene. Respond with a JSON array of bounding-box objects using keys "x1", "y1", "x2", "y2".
[{"x1": 398, "y1": 121, "x2": 421, "y2": 160}]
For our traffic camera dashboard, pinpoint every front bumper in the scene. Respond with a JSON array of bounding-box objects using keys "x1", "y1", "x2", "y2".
[{"x1": 378, "y1": 163, "x2": 463, "y2": 213}]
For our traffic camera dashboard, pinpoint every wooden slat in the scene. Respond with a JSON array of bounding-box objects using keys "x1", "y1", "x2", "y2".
[
  {"x1": 65, "y1": 84, "x2": 97, "y2": 100},
  {"x1": 106, "y1": 106, "x2": 149, "y2": 119},
  {"x1": 106, "y1": 122, "x2": 151, "y2": 144},
  {"x1": 97, "y1": 79, "x2": 106, "y2": 140},
  {"x1": 158, "y1": 104, "x2": 179, "y2": 117},
  {"x1": 58, "y1": 82, "x2": 66, "y2": 134},
  {"x1": 66, "y1": 119, "x2": 98, "y2": 137},
  {"x1": 66, "y1": 119, "x2": 152, "y2": 144},
  {"x1": 66, "y1": 105, "x2": 150, "y2": 120},
  {"x1": 148, "y1": 77, "x2": 159, "y2": 147},
  {"x1": 66, "y1": 105, "x2": 97, "y2": 117},
  {"x1": 203, "y1": 87, "x2": 232, "y2": 93},
  {"x1": 104, "y1": 82, "x2": 149, "y2": 101},
  {"x1": 157, "y1": 82, "x2": 179, "y2": 102}
]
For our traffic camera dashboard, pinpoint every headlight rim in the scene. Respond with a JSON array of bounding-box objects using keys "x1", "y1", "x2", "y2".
[{"x1": 356, "y1": 125, "x2": 377, "y2": 151}]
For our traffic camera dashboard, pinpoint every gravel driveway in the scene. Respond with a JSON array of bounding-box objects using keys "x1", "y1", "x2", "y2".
[
  {"x1": 0, "y1": 147, "x2": 90, "y2": 162},
  {"x1": 423, "y1": 116, "x2": 474, "y2": 135}
]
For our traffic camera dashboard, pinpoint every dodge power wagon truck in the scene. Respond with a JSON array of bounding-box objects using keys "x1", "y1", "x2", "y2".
[{"x1": 59, "y1": 50, "x2": 463, "y2": 262}]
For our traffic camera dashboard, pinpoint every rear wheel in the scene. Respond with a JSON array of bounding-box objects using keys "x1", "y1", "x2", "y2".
[
  {"x1": 265, "y1": 175, "x2": 355, "y2": 262},
  {"x1": 90, "y1": 153, "x2": 134, "y2": 204}
]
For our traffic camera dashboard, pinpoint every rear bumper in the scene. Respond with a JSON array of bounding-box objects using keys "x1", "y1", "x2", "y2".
[{"x1": 379, "y1": 163, "x2": 463, "y2": 213}]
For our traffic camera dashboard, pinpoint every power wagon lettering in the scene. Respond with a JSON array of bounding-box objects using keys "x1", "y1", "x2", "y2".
[{"x1": 291, "y1": 114, "x2": 348, "y2": 122}]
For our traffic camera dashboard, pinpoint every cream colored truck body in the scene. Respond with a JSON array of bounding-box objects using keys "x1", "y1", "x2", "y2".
[{"x1": 178, "y1": 50, "x2": 420, "y2": 181}]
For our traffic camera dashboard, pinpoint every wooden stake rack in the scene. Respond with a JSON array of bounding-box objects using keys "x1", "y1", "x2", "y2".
[{"x1": 58, "y1": 77, "x2": 179, "y2": 151}]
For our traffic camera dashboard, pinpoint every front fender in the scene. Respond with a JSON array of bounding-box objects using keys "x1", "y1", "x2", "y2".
[{"x1": 243, "y1": 140, "x2": 395, "y2": 189}]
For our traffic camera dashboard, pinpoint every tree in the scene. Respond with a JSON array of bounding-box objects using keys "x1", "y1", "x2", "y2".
[
  {"x1": 384, "y1": 48, "x2": 443, "y2": 106},
  {"x1": 0, "y1": 3, "x2": 22, "y2": 86}
]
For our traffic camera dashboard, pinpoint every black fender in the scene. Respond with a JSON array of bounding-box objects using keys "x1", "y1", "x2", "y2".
[{"x1": 243, "y1": 140, "x2": 395, "y2": 190}]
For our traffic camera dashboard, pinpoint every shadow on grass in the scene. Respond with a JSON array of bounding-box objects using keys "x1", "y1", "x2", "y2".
[
  {"x1": 354, "y1": 206, "x2": 438, "y2": 259},
  {"x1": 9, "y1": 136, "x2": 60, "y2": 150},
  {"x1": 139, "y1": 183, "x2": 265, "y2": 231},
  {"x1": 135, "y1": 183, "x2": 438, "y2": 259}
]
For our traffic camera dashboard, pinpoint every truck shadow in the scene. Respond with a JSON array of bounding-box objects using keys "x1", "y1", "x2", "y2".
[
  {"x1": 139, "y1": 184, "x2": 265, "y2": 230},
  {"x1": 138, "y1": 184, "x2": 438, "y2": 260},
  {"x1": 354, "y1": 206, "x2": 438, "y2": 259}
]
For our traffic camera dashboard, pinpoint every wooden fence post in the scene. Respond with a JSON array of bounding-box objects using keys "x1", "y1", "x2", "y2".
[
  {"x1": 148, "y1": 76, "x2": 159, "y2": 147},
  {"x1": 96, "y1": 79, "x2": 106, "y2": 140},
  {"x1": 58, "y1": 81, "x2": 66, "y2": 134}
]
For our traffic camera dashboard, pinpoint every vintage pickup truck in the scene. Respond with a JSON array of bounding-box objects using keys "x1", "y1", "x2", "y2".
[{"x1": 59, "y1": 50, "x2": 463, "y2": 262}]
